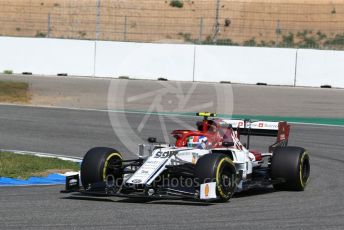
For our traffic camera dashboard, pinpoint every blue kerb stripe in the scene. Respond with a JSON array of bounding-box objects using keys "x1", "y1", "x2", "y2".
[{"x1": 0, "y1": 173, "x2": 66, "y2": 186}]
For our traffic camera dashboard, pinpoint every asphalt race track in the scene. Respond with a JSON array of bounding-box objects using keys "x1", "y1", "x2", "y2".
[{"x1": 0, "y1": 104, "x2": 344, "y2": 230}]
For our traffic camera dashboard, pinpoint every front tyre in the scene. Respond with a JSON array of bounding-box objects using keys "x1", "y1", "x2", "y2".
[
  {"x1": 195, "y1": 153, "x2": 236, "y2": 202},
  {"x1": 271, "y1": 146, "x2": 310, "y2": 191},
  {"x1": 80, "y1": 147, "x2": 123, "y2": 190}
]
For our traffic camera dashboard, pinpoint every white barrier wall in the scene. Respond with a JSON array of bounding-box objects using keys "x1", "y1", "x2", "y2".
[
  {"x1": 0, "y1": 37, "x2": 95, "y2": 76},
  {"x1": 194, "y1": 45, "x2": 297, "y2": 85},
  {"x1": 95, "y1": 41, "x2": 195, "y2": 81},
  {"x1": 296, "y1": 49, "x2": 344, "y2": 88},
  {"x1": 1, "y1": 36, "x2": 344, "y2": 88}
]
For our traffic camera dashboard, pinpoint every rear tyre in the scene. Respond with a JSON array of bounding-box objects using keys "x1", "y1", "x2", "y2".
[
  {"x1": 80, "y1": 147, "x2": 123, "y2": 190},
  {"x1": 271, "y1": 146, "x2": 310, "y2": 191},
  {"x1": 195, "y1": 153, "x2": 236, "y2": 202}
]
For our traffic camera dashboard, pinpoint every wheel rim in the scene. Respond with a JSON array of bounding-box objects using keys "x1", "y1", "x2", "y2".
[
  {"x1": 301, "y1": 156, "x2": 310, "y2": 186},
  {"x1": 219, "y1": 165, "x2": 235, "y2": 197},
  {"x1": 103, "y1": 153, "x2": 122, "y2": 186}
]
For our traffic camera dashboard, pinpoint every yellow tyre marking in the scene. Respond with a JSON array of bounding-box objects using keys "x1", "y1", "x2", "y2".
[
  {"x1": 216, "y1": 157, "x2": 235, "y2": 199},
  {"x1": 103, "y1": 152, "x2": 122, "y2": 180},
  {"x1": 299, "y1": 151, "x2": 309, "y2": 188}
]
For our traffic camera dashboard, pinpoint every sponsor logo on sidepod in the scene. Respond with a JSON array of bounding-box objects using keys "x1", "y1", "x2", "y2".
[{"x1": 131, "y1": 179, "x2": 142, "y2": 184}]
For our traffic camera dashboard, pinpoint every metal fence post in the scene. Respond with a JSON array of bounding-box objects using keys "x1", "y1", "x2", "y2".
[
  {"x1": 124, "y1": 16, "x2": 127, "y2": 41},
  {"x1": 198, "y1": 17, "x2": 204, "y2": 44},
  {"x1": 275, "y1": 20, "x2": 281, "y2": 47},
  {"x1": 113, "y1": 8, "x2": 116, "y2": 40},
  {"x1": 96, "y1": 0, "x2": 101, "y2": 40},
  {"x1": 213, "y1": 0, "x2": 220, "y2": 44},
  {"x1": 47, "y1": 13, "x2": 51, "y2": 38},
  {"x1": 93, "y1": 0, "x2": 101, "y2": 77}
]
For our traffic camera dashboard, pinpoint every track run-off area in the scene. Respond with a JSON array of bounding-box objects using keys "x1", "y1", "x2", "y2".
[{"x1": 0, "y1": 77, "x2": 343, "y2": 229}]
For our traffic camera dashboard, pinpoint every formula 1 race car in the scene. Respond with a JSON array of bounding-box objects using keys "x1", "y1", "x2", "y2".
[{"x1": 62, "y1": 112, "x2": 310, "y2": 202}]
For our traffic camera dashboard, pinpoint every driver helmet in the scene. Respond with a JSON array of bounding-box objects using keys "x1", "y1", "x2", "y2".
[{"x1": 187, "y1": 136, "x2": 208, "y2": 149}]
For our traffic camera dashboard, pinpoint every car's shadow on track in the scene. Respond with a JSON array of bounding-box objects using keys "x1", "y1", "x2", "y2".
[
  {"x1": 61, "y1": 196, "x2": 116, "y2": 203},
  {"x1": 61, "y1": 187, "x2": 275, "y2": 206},
  {"x1": 233, "y1": 187, "x2": 275, "y2": 198},
  {"x1": 119, "y1": 198, "x2": 215, "y2": 206},
  {"x1": 61, "y1": 196, "x2": 214, "y2": 206}
]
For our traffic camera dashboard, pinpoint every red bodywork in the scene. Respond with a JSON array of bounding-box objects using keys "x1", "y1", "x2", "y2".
[
  {"x1": 171, "y1": 117, "x2": 290, "y2": 153},
  {"x1": 171, "y1": 118, "x2": 231, "y2": 148}
]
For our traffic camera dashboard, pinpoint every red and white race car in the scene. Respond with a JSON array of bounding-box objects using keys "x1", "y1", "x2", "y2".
[{"x1": 62, "y1": 112, "x2": 310, "y2": 202}]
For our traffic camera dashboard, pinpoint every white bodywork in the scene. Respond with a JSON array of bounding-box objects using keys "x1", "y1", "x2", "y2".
[
  {"x1": 126, "y1": 146, "x2": 255, "y2": 188},
  {"x1": 126, "y1": 119, "x2": 279, "y2": 198},
  {"x1": 126, "y1": 147, "x2": 210, "y2": 185},
  {"x1": 222, "y1": 119, "x2": 279, "y2": 130}
]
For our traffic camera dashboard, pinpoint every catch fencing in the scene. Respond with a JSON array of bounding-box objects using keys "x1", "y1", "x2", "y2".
[{"x1": 1, "y1": 0, "x2": 344, "y2": 50}]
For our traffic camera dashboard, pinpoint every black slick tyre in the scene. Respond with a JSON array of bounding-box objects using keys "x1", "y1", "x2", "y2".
[
  {"x1": 271, "y1": 146, "x2": 310, "y2": 191},
  {"x1": 195, "y1": 153, "x2": 236, "y2": 202},
  {"x1": 80, "y1": 147, "x2": 123, "y2": 190}
]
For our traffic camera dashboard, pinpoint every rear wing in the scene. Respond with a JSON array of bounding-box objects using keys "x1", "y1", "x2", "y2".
[{"x1": 222, "y1": 119, "x2": 290, "y2": 151}]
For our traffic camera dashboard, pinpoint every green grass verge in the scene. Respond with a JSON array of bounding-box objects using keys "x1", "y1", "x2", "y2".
[
  {"x1": 3, "y1": 70, "x2": 13, "y2": 74},
  {"x1": 0, "y1": 80, "x2": 30, "y2": 103},
  {"x1": 0, "y1": 151, "x2": 80, "y2": 179}
]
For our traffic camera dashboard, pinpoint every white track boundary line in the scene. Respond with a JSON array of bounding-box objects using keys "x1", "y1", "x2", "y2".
[{"x1": 0, "y1": 149, "x2": 82, "y2": 163}]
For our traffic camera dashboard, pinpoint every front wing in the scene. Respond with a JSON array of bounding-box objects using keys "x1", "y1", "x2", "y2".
[{"x1": 60, "y1": 174, "x2": 218, "y2": 201}]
